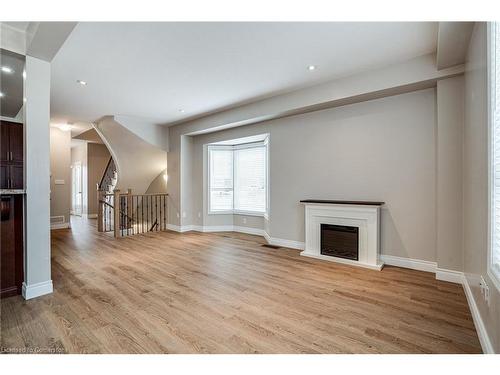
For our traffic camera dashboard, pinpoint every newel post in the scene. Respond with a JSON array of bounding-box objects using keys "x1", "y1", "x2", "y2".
[
  {"x1": 113, "y1": 189, "x2": 121, "y2": 237},
  {"x1": 97, "y1": 187, "x2": 104, "y2": 232}
]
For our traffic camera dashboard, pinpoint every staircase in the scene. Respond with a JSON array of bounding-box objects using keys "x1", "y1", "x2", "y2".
[
  {"x1": 99, "y1": 157, "x2": 117, "y2": 195},
  {"x1": 92, "y1": 117, "x2": 169, "y2": 238}
]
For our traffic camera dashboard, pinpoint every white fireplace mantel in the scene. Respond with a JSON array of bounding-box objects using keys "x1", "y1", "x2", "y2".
[{"x1": 301, "y1": 200, "x2": 384, "y2": 270}]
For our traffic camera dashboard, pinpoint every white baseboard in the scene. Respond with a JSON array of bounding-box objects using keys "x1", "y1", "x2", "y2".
[
  {"x1": 381, "y1": 255, "x2": 465, "y2": 284},
  {"x1": 265, "y1": 235, "x2": 305, "y2": 250},
  {"x1": 22, "y1": 280, "x2": 53, "y2": 300},
  {"x1": 301, "y1": 251, "x2": 384, "y2": 270},
  {"x1": 436, "y1": 267, "x2": 464, "y2": 284},
  {"x1": 380, "y1": 254, "x2": 437, "y2": 273},
  {"x1": 166, "y1": 223, "x2": 192, "y2": 232},
  {"x1": 462, "y1": 274, "x2": 495, "y2": 354},
  {"x1": 233, "y1": 226, "x2": 266, "y2": 236},
  {"x1": 50, "y1": 222, "x2": 70, "y2": 230},
  {"x1": 196, "y1": 225, "x2": 233, "y2": 232}
]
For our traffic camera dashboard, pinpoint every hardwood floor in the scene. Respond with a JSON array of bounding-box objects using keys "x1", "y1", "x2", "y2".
[{"x1": 0, "y1": 217, "x2": 482, "y2": 353}]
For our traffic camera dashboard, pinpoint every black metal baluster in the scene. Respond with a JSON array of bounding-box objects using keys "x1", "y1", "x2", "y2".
[
  {"x1": 118, "y1": 196, "x2": 125, "y2": 236},
  {"x1": 107, "y1": 200, "x2": 110, "y2": 232},
  {"x1": 164, "y1": 195, "x2": 167, "y2": 230},
  {"x1": 159, "y1": 195, "x2": 162, "y2": 231}
]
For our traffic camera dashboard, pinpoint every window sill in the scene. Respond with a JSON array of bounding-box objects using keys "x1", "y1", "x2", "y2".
[
  {"x1": 208, "y1": 211, "x2": 234, "y2": 216},
  {"x1": 234, "y1": 211, "x2": 266, "y2": 218},
  {"x1": 208, "y1": 210, "x2": 266, "y2": 218}
]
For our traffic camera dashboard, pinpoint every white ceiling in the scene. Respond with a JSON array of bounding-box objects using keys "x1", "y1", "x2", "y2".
[{"x1": 50, "y1": 22, "x2": 438, "y2": 127}]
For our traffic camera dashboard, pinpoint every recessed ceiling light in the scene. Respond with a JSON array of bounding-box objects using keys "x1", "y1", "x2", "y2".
[
  {"x1": 0, "y1": 92, "x2": 4, "y2": 98},
  {"x1": 76, "y1": 80, "x2": 87, "y2": 86},
  {"x1": 179, "y1": 109, "x2": 185, "y2": 113},
  {"x1": 308, "y1": 65, "x2": 316, "y2": 71},
  {"x1": 59, "y1": 124, "x2": 72, "y2": 132},
  {"x1": 1, "y1": 66, "x2": 13, "y2": 73}
]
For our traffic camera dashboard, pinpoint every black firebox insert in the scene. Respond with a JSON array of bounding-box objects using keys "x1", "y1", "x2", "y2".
[{"x1": 320, "y1": 224, "x2": 359, "y2": 261}]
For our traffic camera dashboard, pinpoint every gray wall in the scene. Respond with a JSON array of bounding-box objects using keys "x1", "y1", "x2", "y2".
[
  {"x1": 463, "y1": 22, "x2": 499, "y2": 353},
  {"x1": 186, "y1": 88, "x2": 438, "y2": 261},
  {"x1": 49, "y1": 127, "x2": 72, "y2": 225},
  {"x1": 145, "y1": 168, "x2": 168, "y2": 194},
  {"x1": 436, "y1": 76, "x2": 465, "y2": 271}
]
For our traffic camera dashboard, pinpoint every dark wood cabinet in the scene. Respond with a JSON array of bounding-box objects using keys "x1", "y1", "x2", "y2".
[
  {"x1": 0, "y1": 121, "x2": 24, "y2": 190},
  {"x1": 9, "y1": 123, "x2": 24, "y2": 163},
  {"x1": 0, "y1": 125, "x2": 9, "y2": 162},
  {"x1": 1, "y1": 121, "x2": 25, "y2": 298},
  {"x1": 0, "y1": 165, "x2": 8, "y2": 189},
  {"x1": 9, "y1": 165, "x2": 24, "y2": 189},
  {"x1": 0, "y1": 195, "x2": 24, "y2": 298}
]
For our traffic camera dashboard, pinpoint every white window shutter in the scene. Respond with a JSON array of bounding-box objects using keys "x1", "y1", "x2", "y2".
[
  {"x1": 234, "y1": 146, "x2": 267, "y2": 213},
  {"x1": 209, "y1": 148, "x2": 233, "y2": 211}
]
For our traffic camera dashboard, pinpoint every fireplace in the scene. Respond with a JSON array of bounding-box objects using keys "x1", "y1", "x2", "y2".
[
  {"x1": 301, "y1": 200, "x2": 383, "y2": 270},
  {"x1": 320, "y1": 224, "x2": 359, "y2": 261}
]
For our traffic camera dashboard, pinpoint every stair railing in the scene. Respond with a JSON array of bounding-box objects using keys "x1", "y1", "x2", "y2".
[{"x1": 97, "y1": 188, "x2": 168, "y2": 238}]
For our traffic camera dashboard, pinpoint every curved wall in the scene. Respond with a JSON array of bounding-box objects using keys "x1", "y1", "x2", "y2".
[{"x1": 94, "y1": 116, "x2": 167, "y2": 194}]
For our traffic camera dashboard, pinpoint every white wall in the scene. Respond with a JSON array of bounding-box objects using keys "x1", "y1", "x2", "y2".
[
  {"x1": 23, "y1": 55, "x2": 53, "y2": 298},
  {"x1": 463, "y1": 22, "x2": 499, "y2": 353},
  {"x1": 186, "y1": 89, "x2": 438, "y2": 261}
]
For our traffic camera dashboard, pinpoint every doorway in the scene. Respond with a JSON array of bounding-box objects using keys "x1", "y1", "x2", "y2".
[{"x1": 71, "y1": 161, "x2": 82, "y2": 216}]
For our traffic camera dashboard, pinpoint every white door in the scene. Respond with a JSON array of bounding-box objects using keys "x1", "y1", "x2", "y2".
[{"x1": 71, "y1": 162, "x2": 83, "y2": 216}]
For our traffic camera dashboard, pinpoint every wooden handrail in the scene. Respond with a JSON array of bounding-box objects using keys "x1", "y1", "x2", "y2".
[
  {"x1": 127, "y1": 193, "x2": 169, "y2": 197},
  {"x1": 99, "y1": 156, "x2": 115, "y2": 189}
]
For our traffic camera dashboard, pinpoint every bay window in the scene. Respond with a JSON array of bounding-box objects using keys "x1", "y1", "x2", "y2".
[{"x1": 208, "y1": 137, "x2": 268, "y2": 215}]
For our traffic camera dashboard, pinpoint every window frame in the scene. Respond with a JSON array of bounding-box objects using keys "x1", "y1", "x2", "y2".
[
  {"x1": 207, "y1": 138, "x2": 269, "y2": 217},
  {"x1": 487, "y1": 22, "x2": 500, "y2": 292}
]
